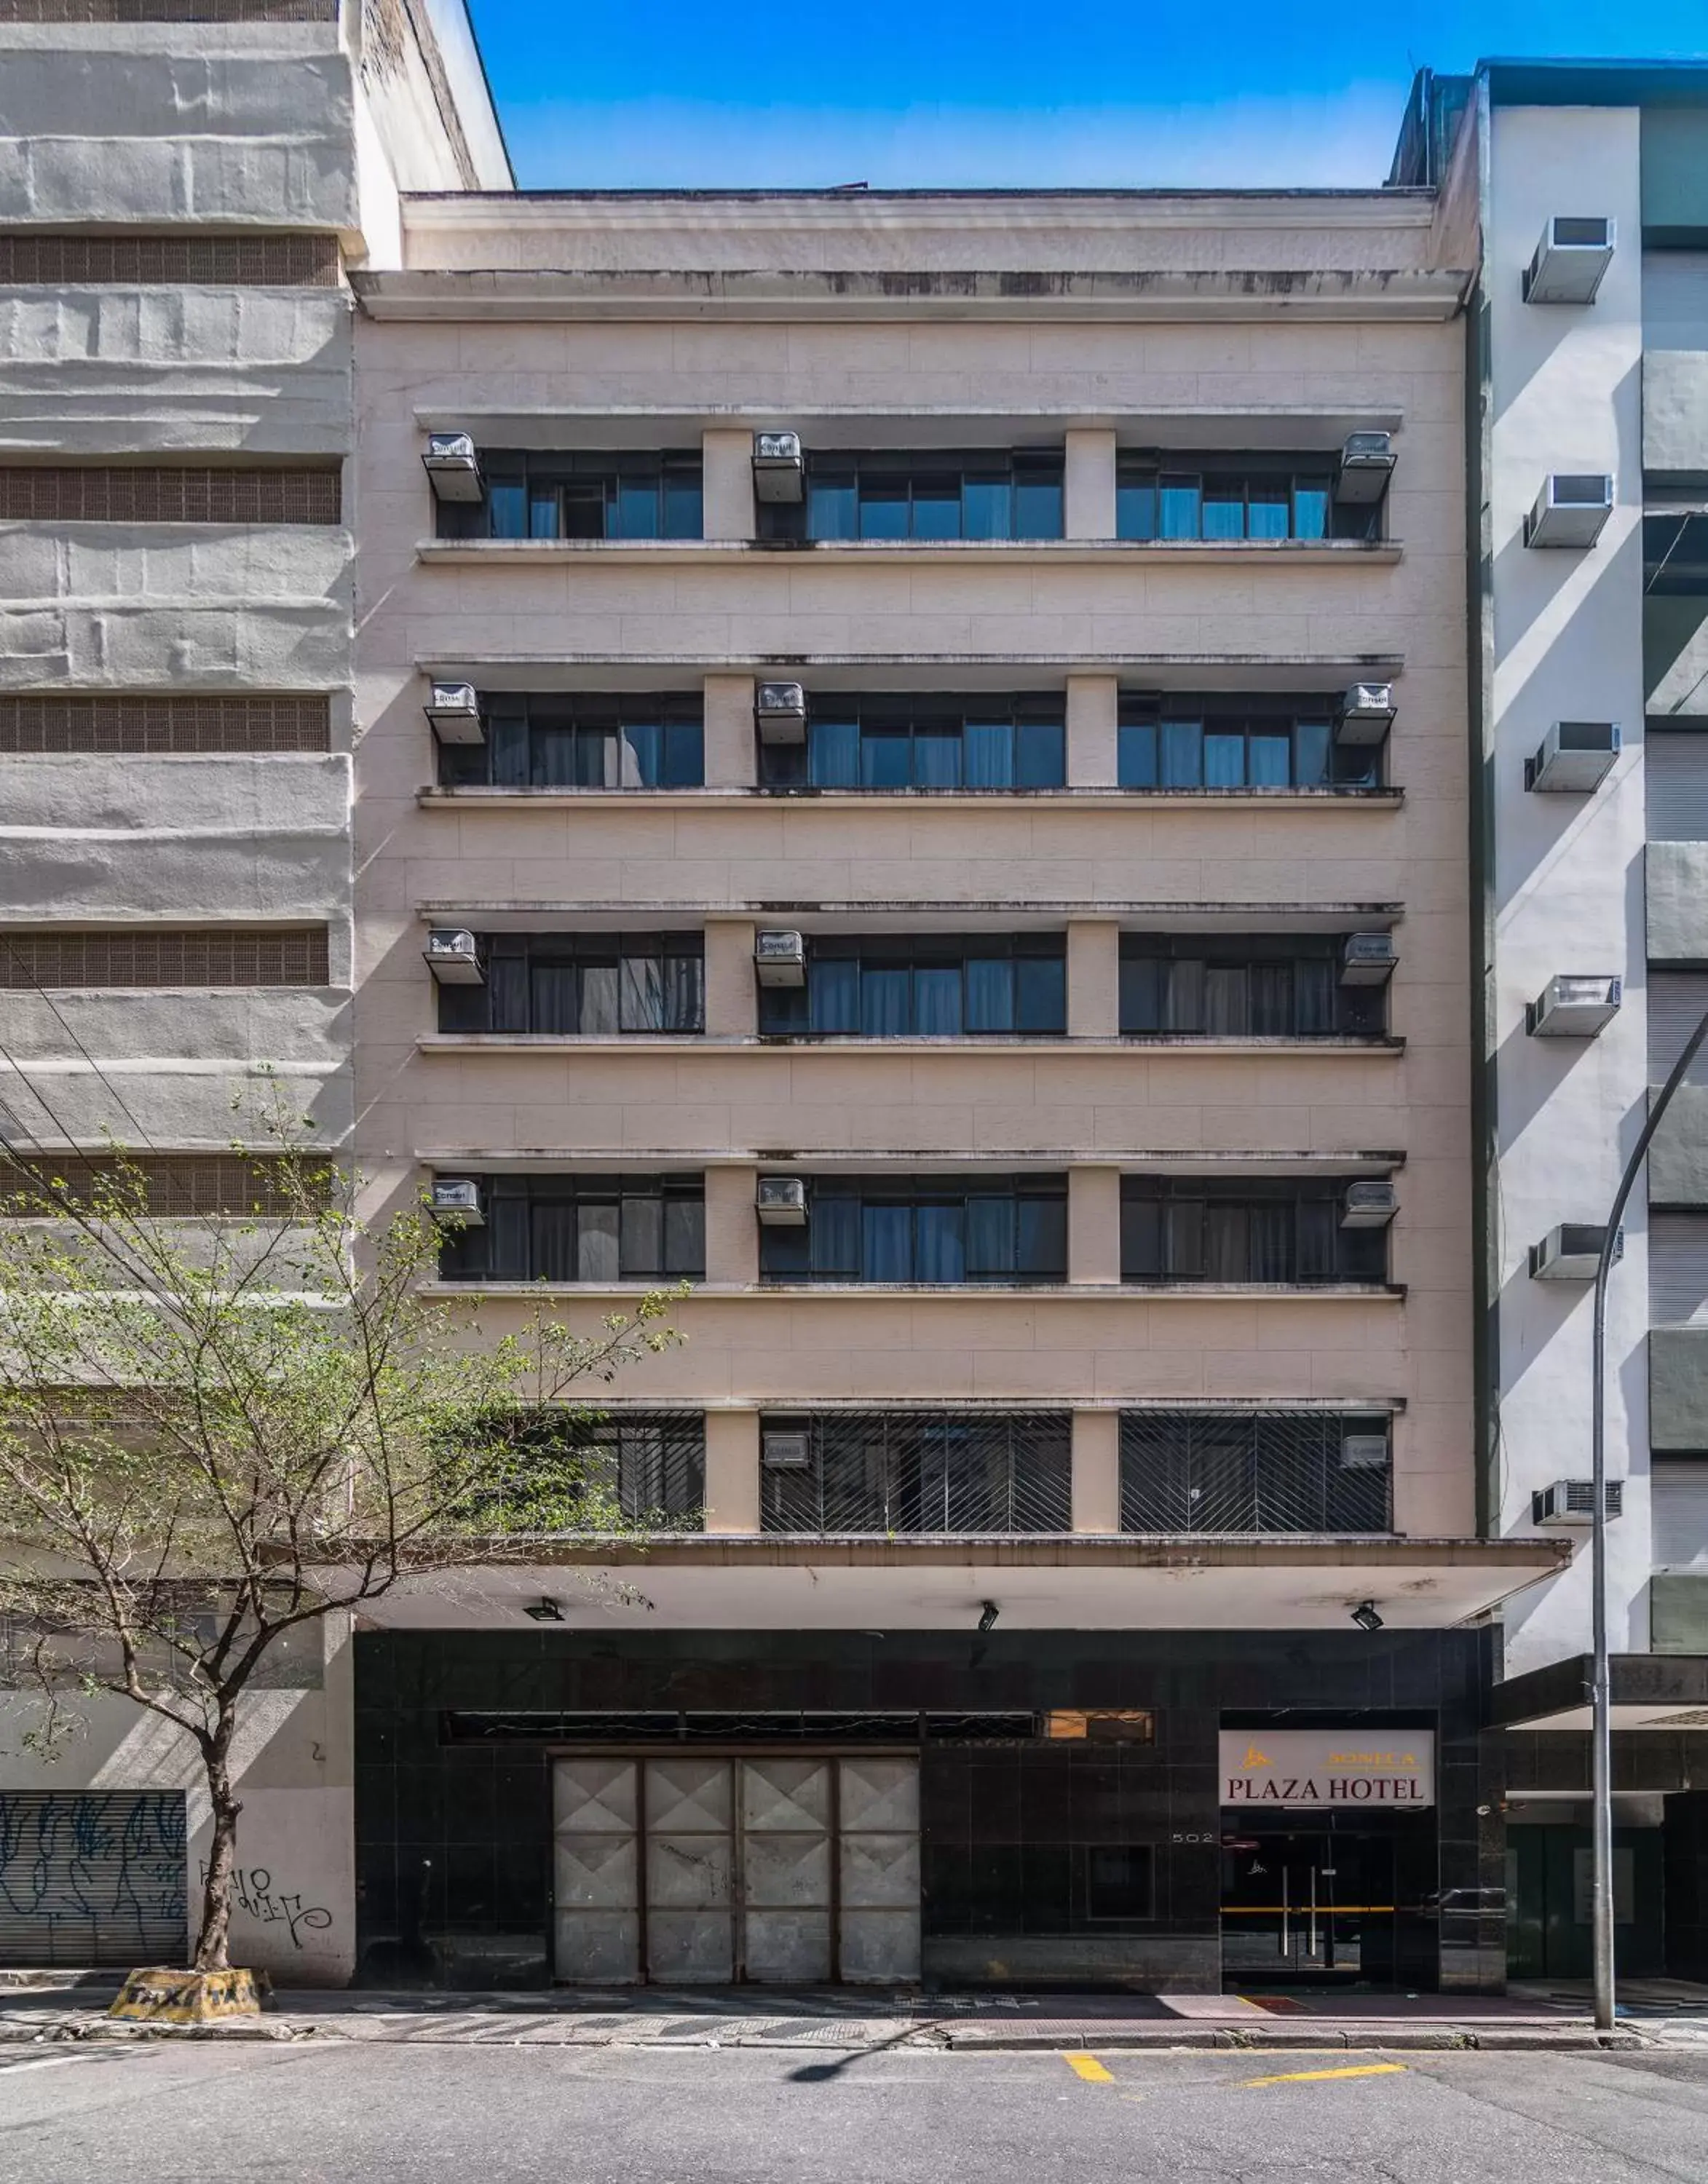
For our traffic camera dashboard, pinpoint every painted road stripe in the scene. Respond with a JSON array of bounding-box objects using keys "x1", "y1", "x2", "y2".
[
  {"x1": 0, "y1": 2057, "x2": 80, "y2": 2077},
  {"x1": 1064, "y1": 2053, "x2": 1116, "y2": 2083},
  {"x1": 1240, "y1": 2064, "x2": 1408, "y2": 2089}
]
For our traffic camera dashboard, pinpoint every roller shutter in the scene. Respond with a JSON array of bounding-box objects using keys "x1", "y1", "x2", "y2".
[
  {"x1": 1646, "y1": 734, "x2": 1708, "y2": 842},
  {"x1": 0, "y1": 1791, "x2": 186, "y2": 1966}
]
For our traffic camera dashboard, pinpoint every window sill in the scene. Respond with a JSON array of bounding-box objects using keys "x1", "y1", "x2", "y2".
[
  {"x1": 415, "y1": 1034, "x2": 1405, "y2": 1055},
  {"x1": 416, "y1": 786, "x2": 1404, "y2": 810},
  {"x1": 416, "y1": 537, "x2": 1404, "y2": 569},
  {"x1": 423, "y1": 1280, "x2": 1404, "y2": 1301}
]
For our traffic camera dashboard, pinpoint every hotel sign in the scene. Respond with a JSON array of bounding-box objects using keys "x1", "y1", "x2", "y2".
[{"x1": 1219, "y1": 1730, "x2": 1435, "y2": 1808}]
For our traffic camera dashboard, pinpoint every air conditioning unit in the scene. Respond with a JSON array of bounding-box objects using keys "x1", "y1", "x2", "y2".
[
  {"x1": 754, "y1": 929, "x2": 806, "y2": 986},
  {"x1": 1339, "y1": 1433, "x2": 1391, "y2": 1471},
  {"x1": 1525, "y1": 474, "x2": 1614, "y2": 549},
  {"x1": 1340, "y1": 931, "x2": 1397, "y2": 986},
  {"x1": 1533, "y1": 1478, "x2": 1624, "y2": 1527},
  {"x1": 755, "y1": 681, "x2": 808, "y2": 745},
  {"x1": 424, "y1": 681, "x2": 484, "y2": 746},
  {"x1": 423, "y1": 927, "x2": 484, "y2": 985},
  {"x1": 1334, "y1": 431, "x2": 1396, "y2": 505},
  {"x1": 1335, "y1": 682, "x2": 1396, "y2": 748},
  {"x1": 1529, "y1": 1222, "x2": 1621, "y2": 1281},
  {"x1": 422, "y1": 432, "x2": 484, "y2": 504},
  {"x1": 1523, "y1": 217, "x2": 1616, "y2": 306},
  {"x1": 752, "y1": 430, "x2": 805, "y2": 504},
  {"x1": 762, "y1": 1425, "x2": 812, "y2": 1470},
  {"x1": 1527, "y1": 974, "x2": 1622, "y2": 1038},
  {"x1": 1341, "y1": 1179, "x2": 1398, "y2": 1230},
  {"x1": 430, "y1": 1178, "x2": 484, "y2": 1226},
  {"x1": 1527, "y1": 719, "x2": 1620, "y2": 792},
  {"x1": 756, "y1": 1176, "x2": 808, "y2": 1226}
]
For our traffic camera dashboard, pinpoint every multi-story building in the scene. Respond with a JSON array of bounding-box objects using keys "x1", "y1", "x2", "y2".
[
  {"x1": 344, "y1": 178, "x2": 1563, "y2": 1994},
  {"x1": 0, "y1": 0, "x2": 506, "y2": 1982},
  {"x1": 1391, "y1": 60, "x2": 1708, "y2": 1987}
]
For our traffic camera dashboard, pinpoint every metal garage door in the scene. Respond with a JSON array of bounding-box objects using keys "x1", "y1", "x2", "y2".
[
  {"x1": 0, "y1": 1791, "x2": 186, "y2": 1966},
  {"x1": 553, "y1": 1753, "x2": 920, "y2": 1985}
]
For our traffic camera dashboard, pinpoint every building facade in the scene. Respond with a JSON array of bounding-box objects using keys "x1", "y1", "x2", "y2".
[{"x1": 1391, "y1": 61, "x2": 1708, "y2": 1985}]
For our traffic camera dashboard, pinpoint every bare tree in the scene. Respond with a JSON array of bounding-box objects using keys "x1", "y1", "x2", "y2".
[{"x1": 0, "y1": 1129, "x2": 684, "y2": 1972}]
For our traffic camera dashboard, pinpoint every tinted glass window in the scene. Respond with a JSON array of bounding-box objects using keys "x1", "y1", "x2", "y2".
[
  {"x1": 1118, "y1": 935, "x2": 1384, "y2": 1038},
  {"x1": 762, "y1": 695, "x2": 1064, "y2": 791},
  {"x1": 438, "y1": 933, "x2": 704, "y2": 1036},
  {"x1": 1120, "y1": 1178, "x2": 1386, "y2": 1283},
  {"x1": 767, "y1": 452, "x2": 1065, "y2": 543},
  {"x1": 759, "y1": 935, "x2": 1067, "y2": 1037},
  {"x1": 438, "y1": 451, "x2": 703, "y2": 542},
  {"x1": 1115, "y1": 456, "x2": 1375, "y2": 542},
  {"x1": 439, "y1": 1174, "x2": 705, "y2": 1282},
  {"x1": 1117, "y1": 695, "x2": 1375, "y2": 790},
  {"x1": 438, "y1": 693, "x2": 703, "y2": 790},
  {"x1": 759, "y1": 1176, "x2": 1068, "y2": 1283}
]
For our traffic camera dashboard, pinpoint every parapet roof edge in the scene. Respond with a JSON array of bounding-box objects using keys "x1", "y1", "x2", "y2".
[{"x1": 400, "y1": 186, "x2": 1437, "y2": 210}]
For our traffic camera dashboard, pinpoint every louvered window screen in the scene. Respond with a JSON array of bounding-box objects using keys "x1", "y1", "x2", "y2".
[
  {"x1": 761, "y1": 1412, "x2": 1072, "y2": 1535},
  {"x1": 0, "y1": 1791, "x2": 185, "y2": 1968},
  {"x1": 1646, "y1": 734, "x2": 1708, "y2": 843},
  {"x1": 1653, "y1": 1462, "x2": 1708, "y2": 1570},
  {"x1": 0, "y1": 467, "x2": 341, "y2": 524},
  {"x1": 0, "y1": 1155, "x2": 328, "y2": 1219},
  {"x1": 0, "y1": 696, "x2": 330, "y2": 754},
  {"x1": 1119, "y1": 1411, "x2": 1393, "y2": 1534},
  {"x1": 1650, "y1": 1216, "x2": 1708, "y2": 1327},
  {"x1": 0, "y1": 232, "x2": 341, "y2": 286},
  {"x1": 0, "y1": 929, "x2": 328, "y2": 989},
  {"x1": 1649, "y1": 974, "x2": 1708, "y2": 1085}
]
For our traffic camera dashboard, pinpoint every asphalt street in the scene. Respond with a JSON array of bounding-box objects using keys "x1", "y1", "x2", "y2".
[{"x1": 2, "y1": 2040, "x2": 1707, "y2": 2184}]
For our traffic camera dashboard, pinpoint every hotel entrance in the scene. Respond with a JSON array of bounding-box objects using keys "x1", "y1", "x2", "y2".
[{"x1": 1219, "y1": 1824, "x2": 1398, "y2": 1985}]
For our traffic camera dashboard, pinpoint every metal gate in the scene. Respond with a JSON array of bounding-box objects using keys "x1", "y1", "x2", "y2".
[
  {"x1": 0, "y1": 1790, "x2": 186, "y2": 1966},
  {"x1": 552, "y1": 1753, "x2": 920, "y2": 1985}
]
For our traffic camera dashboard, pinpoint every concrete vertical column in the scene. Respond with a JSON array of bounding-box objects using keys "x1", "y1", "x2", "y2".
[
  {"x1": 1066, "y1": 673, "x2": 1119, "y2": 788},
  {"x1": 1067, "y1": 917, "x2": 1120, "y2": 1038},
  {"x1": 1071, "y1": 1409, "x2": 1122, "y2": 1535},
  {"x1": 703, "y1": 1163, "x2": 758, "y2": 1286},
  {"x1": 704, "y1": 1409, "x2": 762, "y2": 1535},
  {"x1": 701, "y1": 427, "x2": 754, "y2": 540},
  {"x1": 1063, "y1": 427, "x2": 1117, "y2": 541},
  {"x1": 704, "y1": 917, "x2": 756, "y2": 1037},
  {"x1": 1069, "y1": 1164, "x2": 1122, "y2": 1286},
  {"x1": 703, "y1": 673, "x2": 756, "y2": 788}
]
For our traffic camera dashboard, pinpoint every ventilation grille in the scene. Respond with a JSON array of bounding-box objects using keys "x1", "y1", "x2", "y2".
[
  {"x1": 0, "y1": 695, "x2": 330, "y2": 755},
  {"x1": 760, "y1": 1411, "x2": 1072, "y2": 1536},
  {"x1": 0, "y1": 232, "x2": 341, "y2": 288},
  {"x1": 0, "y1": 927, "x2": 329, "y2": 989},
  {"x1": 0, "y1": 1154, "x2": 328, "y2": 1219},
  {"x1": 0, "y1": 0, "x2": 336, "y2": 21},
  {"x1": 1119, "y1": 1410, "x2": 1393, "y2": 1535},
  {"x1": 0, "y1": 467, "x2": 341, "y2": 524}
]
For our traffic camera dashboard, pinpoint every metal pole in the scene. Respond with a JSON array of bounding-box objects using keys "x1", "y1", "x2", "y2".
[{"x1": 1588, "y1": 1000, "x2": 1708, "y2": 2031}]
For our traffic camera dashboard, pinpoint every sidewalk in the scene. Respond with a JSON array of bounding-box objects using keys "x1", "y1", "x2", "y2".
[{"x1": 0, "y1": 1977, "x2": 1685, "y2": 2052}]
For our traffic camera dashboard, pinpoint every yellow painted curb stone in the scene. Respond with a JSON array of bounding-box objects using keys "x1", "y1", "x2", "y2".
[{"x1": 108, "y1": 1967, "x2": 265, "y2": 2023}]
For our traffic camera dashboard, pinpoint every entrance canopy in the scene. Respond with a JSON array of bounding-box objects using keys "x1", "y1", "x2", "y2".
[{"x1": 1488, "y1": 1652, "x2": 1708, "y2": 1732}]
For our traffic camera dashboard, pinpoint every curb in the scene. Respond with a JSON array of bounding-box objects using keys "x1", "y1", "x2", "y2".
[{"x1": 935, "y1": 2024, "x2": 1648, "y2": 2053}]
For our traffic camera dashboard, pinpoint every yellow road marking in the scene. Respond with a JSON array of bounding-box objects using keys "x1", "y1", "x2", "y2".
[
  {"x1": 1240, "y1": 2063, "x2": 1408, "y2": 2089},
  {"x1": 1064, "y1": 2053, "x2": 1116, "y2": 2083}
]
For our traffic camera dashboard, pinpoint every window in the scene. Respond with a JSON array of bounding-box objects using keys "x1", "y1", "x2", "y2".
[
  {"x1": 759, "y1": 1176, "x2": 1067, "y2": 1285},
  {"x1": 760, "y1": 451, "x2": 1064, "y2": 542},
  {"x1": 760, "y1": 694, "x2": 1064, "y2": 791},
  {"x1": 438, "y1": 1174, "x2": 705, "y2": 1283},
  {"x1": 1120, "y1": 1179, "x2": 1388, "y2": 1285},
  {"x1": 462, "y1": 1409, "x2": 706, "y2": 1531},
  {"x1": 437, "y1": 451, "x2": 703, "y2": 542},
  {"x1": 760, "y1": 1410, "x2": 1072, "y2": 1535},
  {"x1": 438, "y1": 934, "x2": 704, "y2": 1036},
  {"x1": 1118, "y1": 1411, "x2": 1393, "y2": 1534},
  {"x1": 438, "y1": 694, "x2": 704, "y2": 790},
  {"x1": 759, "y1": 935, "x2": 1066, "y2": 1038},
  {"x1": 1116, "y1": 455, "x2": 1372, "y2": 543},
  {"x1": 1117, "y1": 695, "x2": 1375, "y2": 791},
  {"x1": 1118, "y1": 936, "x2": 1385, "y2": 1039}
]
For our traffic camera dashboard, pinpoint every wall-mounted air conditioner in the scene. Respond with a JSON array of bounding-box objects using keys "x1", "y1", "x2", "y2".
[
  {"x1": 754, "y1": 929, "x2": 807, "y2": 986},
  {"x1": 1335, "y1": 683, "x2": 1396, "y2": 748},
  {"x1": 752, "y1": 430, "x2": 804, "y2": 504},
  {"x1": 1527, "y1": 720, "x2": 1620, "y2": 792},
  {"x1": 422, "y1": 432, "x2": 484, "y2": 503},
  {"x1": 1532, "y1": 1479, "x2": 1624, "y2": 1527},
  {"x1": 762, "y1": 1425, "x2": 812, "y2": 1470},
  {"x1": 1525, "y1": 474, "x2": 1613, "y2": 548},
  {"x1": 424, "y1": 928, "x2": 483, "y2": 986},
  {"x1": 430, "y1": 1179, "x2": 484, "y2": 1225},
  {"x1": 1527, "y1": 974, "x2": 1621, "y2": 1037},
  {"x1": 1340, "y1": 931, "x2": 1396, "y2": 986},
  {"x1": 1340, "y1": 1180, "x2": 1398, "y2": 1230},
  {"x1": 1529, "y1": 1223, "x2": 1621, "y2": 1281},
  {"x1": 1334, "y1": 431, "x2": 1396, "y2": 505},
  {"x1": 424, "y1": 681, "x2": 484, "y2": 745},
  {"x1": 755, "y1": 681, "x2": 808, "y2": 745},
  {"x1": 1523, "y1": 217, "x2": 1616, "y2": 306},
  {"x1": 756, "y1": 1176, "x2": 808, "y2": 1226},
  {"x1": 1339, "y1": 1433, "x2": 1391, "y2": 1471}
]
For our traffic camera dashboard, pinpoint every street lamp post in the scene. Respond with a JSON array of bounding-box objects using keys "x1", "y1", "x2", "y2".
[{"x1": 1587, "y1": 1001, "x2": 1708, "y2": 2032}]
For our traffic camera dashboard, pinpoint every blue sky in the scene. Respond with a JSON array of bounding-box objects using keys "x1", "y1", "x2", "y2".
[{"x1": 466, "y1": 1, "x2": 1708, "y2": 190}]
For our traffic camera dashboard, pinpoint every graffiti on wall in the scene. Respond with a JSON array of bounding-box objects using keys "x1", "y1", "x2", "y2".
[
  {"x1": 0, "y1": 1791, "x2": 185, "y2": 1959},
  {"x1": 200, "y1": 1862, "x2": 333, "y2": 1951}
]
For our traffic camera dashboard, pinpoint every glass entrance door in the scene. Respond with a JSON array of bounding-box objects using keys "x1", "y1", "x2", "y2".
[{"x1": 1220, "y1": 1828, "x2": 1397, "y2": 1987}]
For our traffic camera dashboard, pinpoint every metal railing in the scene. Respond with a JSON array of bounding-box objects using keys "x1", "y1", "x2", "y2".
[
  {"x1": 762, "y1": 1411, "x2": 1072, "y2": 1535},
  {"x1": 1119, "y1": 1411, "x2": 1392, "y2": 1535}
]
